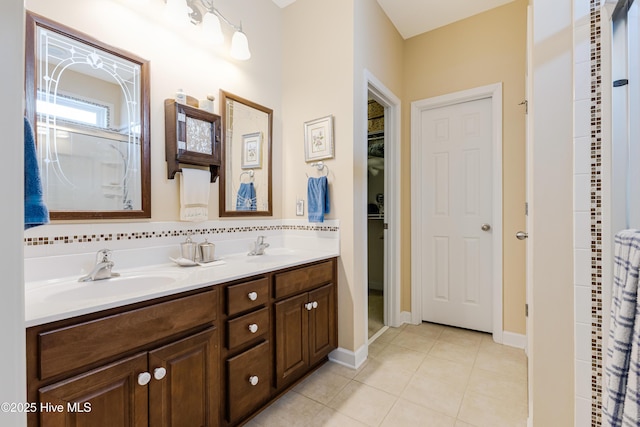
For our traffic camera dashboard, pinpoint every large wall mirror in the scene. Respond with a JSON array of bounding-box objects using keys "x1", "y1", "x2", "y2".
[
  {"x1": 219, "y1": 90, "x2": 272, "y2": 216},
  {"x1": 25, "y1": 12, "x2": 151, "y2": 220}
]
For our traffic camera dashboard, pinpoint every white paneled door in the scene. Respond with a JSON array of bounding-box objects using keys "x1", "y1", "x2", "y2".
[{"x1": 419, "y1": 97, "x2": 493, "y2": 333}]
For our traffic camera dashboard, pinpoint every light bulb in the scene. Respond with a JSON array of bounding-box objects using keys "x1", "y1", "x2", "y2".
[
  {"x1": 202, "y1": 12, "x2": 224, "y2": 45},
  {"x1": 231, "y1": 30, "x2": 251, "y2": 60}
]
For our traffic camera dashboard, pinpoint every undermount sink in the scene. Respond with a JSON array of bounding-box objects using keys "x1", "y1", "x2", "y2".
[{"x1": 42, "y1": 271, "x2": 188, "y2": 302}]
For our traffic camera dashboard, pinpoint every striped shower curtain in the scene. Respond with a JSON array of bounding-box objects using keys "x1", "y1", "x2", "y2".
[{"x1": 603, "y1": 229, "x2": 640, "y2": 426}]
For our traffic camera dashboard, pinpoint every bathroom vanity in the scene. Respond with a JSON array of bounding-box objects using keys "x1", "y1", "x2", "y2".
[{"x1": 25, "y1": 256, "x2": 338, "y2": 427}]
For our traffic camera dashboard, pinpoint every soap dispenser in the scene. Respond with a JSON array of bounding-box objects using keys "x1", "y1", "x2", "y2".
[{"x1": 180, "y1": 234, "x2": 197, "y2": 261}]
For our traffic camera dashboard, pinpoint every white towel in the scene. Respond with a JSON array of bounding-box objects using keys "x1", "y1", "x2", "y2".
[
  {"x1": 179, "y1": 168, "x2": 210, "y2": 222},
  {"x1": 603, "y1": 229, "x2": 640, "y2": 426}
]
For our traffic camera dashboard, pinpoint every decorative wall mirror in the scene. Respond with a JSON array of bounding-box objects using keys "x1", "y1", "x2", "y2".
[
  {"x1": 25, "y1": 12, "x2": 151, "y2": 219},
  {"x1": 219, "y1": 90, "x2": 272, "y2": 216}
]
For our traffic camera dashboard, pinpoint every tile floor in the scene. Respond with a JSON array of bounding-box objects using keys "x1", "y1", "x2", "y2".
[{"x1": 246, "y1": 322, "x2": 528, "y2": 427}]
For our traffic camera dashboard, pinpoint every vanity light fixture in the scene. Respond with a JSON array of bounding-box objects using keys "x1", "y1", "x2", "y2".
[{"x1": 166, "y1": 0, "x2": 251, "y2": 60}]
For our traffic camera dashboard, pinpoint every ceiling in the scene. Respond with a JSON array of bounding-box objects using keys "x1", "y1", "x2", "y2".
[{"x1": 271, "y1": 0, "x2": 518, "y2": 39}]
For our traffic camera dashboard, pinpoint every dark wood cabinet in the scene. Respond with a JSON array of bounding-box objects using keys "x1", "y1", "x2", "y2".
[
  {"x1": 148, "y1": 329, "x2": 219, "y2": 427},
  {"x1": 37, "y1": 329, "x2": 218, "y2": 427},
  {"x1": 38, "y1": 353, "x2": 149, "y2": 427},
  {"x1": 308, "y1": 284, "x2": 337, "y2": 366},
  {"x1": 274, "y1": 265, "x2": 337, "y2": 389},
  {"x1": 28, "y1": 257, "x2": 338, "y2": 427},
  {"x1": 27, "y1": 289, "x2": 219, "y2": 427}
]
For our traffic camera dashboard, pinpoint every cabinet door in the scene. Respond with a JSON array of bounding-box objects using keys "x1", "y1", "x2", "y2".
[
  {"x1": 274, "y1": 293, "x2": 309, "y2": 388},
  {"x1": 148, "y1": 328, "x2": 219, "y2": 427},
  {"x1": 308, "y1": 283, "x2": 337, "y2": 365},
  {"x1": 38, "y1": 353, "x2": 148, "y2": 427}
]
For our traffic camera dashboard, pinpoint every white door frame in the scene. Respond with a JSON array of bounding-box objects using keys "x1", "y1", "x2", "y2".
[
  {"x1": 411, "y1": 83, "x2": 504, "y2": 344},
  {"x1": 364, "y1": 70, "x2": 402, "y2": 339}
]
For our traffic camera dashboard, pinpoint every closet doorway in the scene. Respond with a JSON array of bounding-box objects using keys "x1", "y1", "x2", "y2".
[
  {"x1": 364, "y1": 71, "x2": 401, "y2": 347},
  {"x1": 367, "y1": 98, "x2": 385, "y2": 339}
]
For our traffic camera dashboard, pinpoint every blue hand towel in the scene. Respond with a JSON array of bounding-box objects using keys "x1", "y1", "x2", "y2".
[
  {"x1": 24, "y1": 117, "x2": 49, "y2": 230},
  {"x1": 236, "y1": 182, "x2": 257, "y2": 211},
  {"x1": 307, "y1": 176, "x2": 329, "y2": 223}
]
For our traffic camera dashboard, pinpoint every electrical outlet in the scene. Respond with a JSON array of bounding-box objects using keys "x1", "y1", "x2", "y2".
[{"x1": 296, "y1": 199, "x2": 304, "y2": 216}]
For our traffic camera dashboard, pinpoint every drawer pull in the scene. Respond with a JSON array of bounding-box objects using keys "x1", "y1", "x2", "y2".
[
  {"x1": 138, "y1": 372, "x2": 151, "y2": 386},
  {"x1": 248, "y1": 291, "x2": 258, "y2": 301},
  {"x1": 249, "y1": 375, "x2": 259, "y2": 386},
  {"x1": 248, "y1": 323, "x2": 259, "y2": 334},
  {"x1": 153, "y1": 367, "x2": 167, "y2": 380}
]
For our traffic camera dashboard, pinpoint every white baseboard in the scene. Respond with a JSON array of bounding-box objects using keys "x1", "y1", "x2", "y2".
[
  {"x1": 398, "y1": 311, "x2": 413, "y2": 326},
  {"x1": 502, "y1": 331, "x2": 527, "y2": 349},
  {"x1": 328, "y1": 345, "x2": 368, "y2": 370}
]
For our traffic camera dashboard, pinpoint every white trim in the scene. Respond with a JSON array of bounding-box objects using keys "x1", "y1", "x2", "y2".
[
  {"x1": 328, "y1": 345, "x2": 368, "y2": 370},
  {"x1": 368, "y1": 325, "x2": 389, "y2": 344},
  {"x1": 398, "y1": 310, "x2": 413, "y2": 325},
  {"x1": 364, "y1": 70, "x2": 403, "y2": 352},
  {"x1": 502, "y1": 331, "x2": 527, "y2": 349},
  {"x1": 410, "y1": 83, "x2": 504, "y2": 344}
]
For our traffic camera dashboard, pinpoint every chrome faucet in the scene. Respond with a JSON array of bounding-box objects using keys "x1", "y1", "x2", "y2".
[
  {"x1": 78, "y1": 249, "x2": 120, "y2": 282},
  {"x1": 248, "y1": 236, "x2": 270, "y2": 256}
]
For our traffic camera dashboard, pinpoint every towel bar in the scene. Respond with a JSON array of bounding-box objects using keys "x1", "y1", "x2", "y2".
[{"x1": 306, "y1": 161, "x2": 329, "y2": 177}]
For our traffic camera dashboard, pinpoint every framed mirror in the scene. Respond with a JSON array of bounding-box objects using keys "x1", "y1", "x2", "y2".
[
  {"x1": 25, "y1": 12, "x2": 151, "y2": 220},
  {"x1": 219, "y1": 90, "x2": 272, "y2": 216}
]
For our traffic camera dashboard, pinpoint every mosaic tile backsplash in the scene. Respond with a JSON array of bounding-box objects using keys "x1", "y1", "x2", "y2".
[
  {"x1": 24, "y1": 220, "x2": 339, "y2": 249},
  {"x1": 590, "y1": 1, "x2": 603, "y2": 425}
]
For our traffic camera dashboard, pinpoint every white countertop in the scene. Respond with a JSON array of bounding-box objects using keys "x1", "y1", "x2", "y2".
[{"x1": 25, "y1": 247, "x2": 338, "y2": 327}]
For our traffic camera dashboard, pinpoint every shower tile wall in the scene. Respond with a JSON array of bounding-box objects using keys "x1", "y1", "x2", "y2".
[{"x1": 576, "y1": 0, "x2": 602, "y2": 425}]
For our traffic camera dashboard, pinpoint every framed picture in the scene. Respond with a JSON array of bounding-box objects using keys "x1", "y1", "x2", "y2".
[
  {"x1": 241, "y1": 132, "x2": 262, "y2": 169},
  {"x1": 304, "y1": 115, "x2": 334, "y2": 162}
]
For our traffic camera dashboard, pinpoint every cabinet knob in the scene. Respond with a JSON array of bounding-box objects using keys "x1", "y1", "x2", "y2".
[
  {"x1": 312, "y1": 301, "x2": 318, "y2": 309},
  {"x1": 305, "y1": 302, "x2": 313, "y2": 311},
  {"x1": 248, "y1": 323, "x2": 259, "y2": 334},
  {"x1": 153, "y1": 367, "x2": 167, "y2": 380},
  {"x1": 137, "y1": 372, "x2": 151, "y2": 386},
  {"x1": 249, "y1": 375, "x2": 259, "y2": 386},
  {"x1": 248, "y1": 291, "x2": 258, "y2": 301}
]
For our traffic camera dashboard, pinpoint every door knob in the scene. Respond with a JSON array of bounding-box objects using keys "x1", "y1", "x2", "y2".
[
  {"x1": 516, "y1": 231, "x2": 528, "y2": 240},
  {"x1": 249, "y1": 375, "x2": 259, "y2": 386},
  {"x1": 481, "y1": 223, "x2": 491, "y2": 232}
]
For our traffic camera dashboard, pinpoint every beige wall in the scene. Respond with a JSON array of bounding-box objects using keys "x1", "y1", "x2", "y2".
[
  {"x1": 26, "y1": 0, "x2": 284, "y2": 221},
  {"x1": 282, "y1": 0, "x2": 403, "y2": 354},
  {"x1": 402, "y1": 0, "x2": 528, "y2": 334},
  {"x1": 1, "y1": 0, "x2": 27, "y2": 424},
  {"x1": 529, "y1": 0, "x2": 575, "y2": 423},
  {"x1": 282, "y1": 0, "x2": 358, "y2": 350}
]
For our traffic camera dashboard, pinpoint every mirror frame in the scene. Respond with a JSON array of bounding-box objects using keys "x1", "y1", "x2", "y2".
[
  {"x1": 24, "y1": 11, "x2": 151, "y2": 220},
  {"x1": 219, "y1": 90, "x2": 273, "y2": 217}
]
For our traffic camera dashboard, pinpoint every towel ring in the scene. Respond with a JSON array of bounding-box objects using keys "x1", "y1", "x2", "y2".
[
  {"x1": 240, "y1": 170, "x2": 255, "y2": 182},
  {"x1": 306, "y1": 161, "x2": 329, "y2": 178}
]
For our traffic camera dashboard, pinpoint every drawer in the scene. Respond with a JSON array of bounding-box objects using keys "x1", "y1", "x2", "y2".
[
  {"x1": 226, "y1": 277, "x2": 269, "y2": 316},
  {"x1": 226, "y1": 307, "x2": 270, "y2": 350},
  {"x1": 274, "y1": 260, "x2": 334, "y2": 299},
  {"x1": 226, "y1": 340, "x2": 271, "y2": 424},
  {"x1": 38, "y1": 289, "x2": 217, "y2": 381}
]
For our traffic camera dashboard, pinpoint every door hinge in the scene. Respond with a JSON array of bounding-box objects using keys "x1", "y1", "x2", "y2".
[
  {"x1": 519, "y1": 99, "x2": 528, "y2": 114},
  {"x1": 525, "y1": 304, "x2": 529, "y2": 317},
  {"x1": 525, "y1": 202, "x2": 528, "y2": 216},
  {"x1": 383, "y1": 223, "x2": 388, "y2": 230}
]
